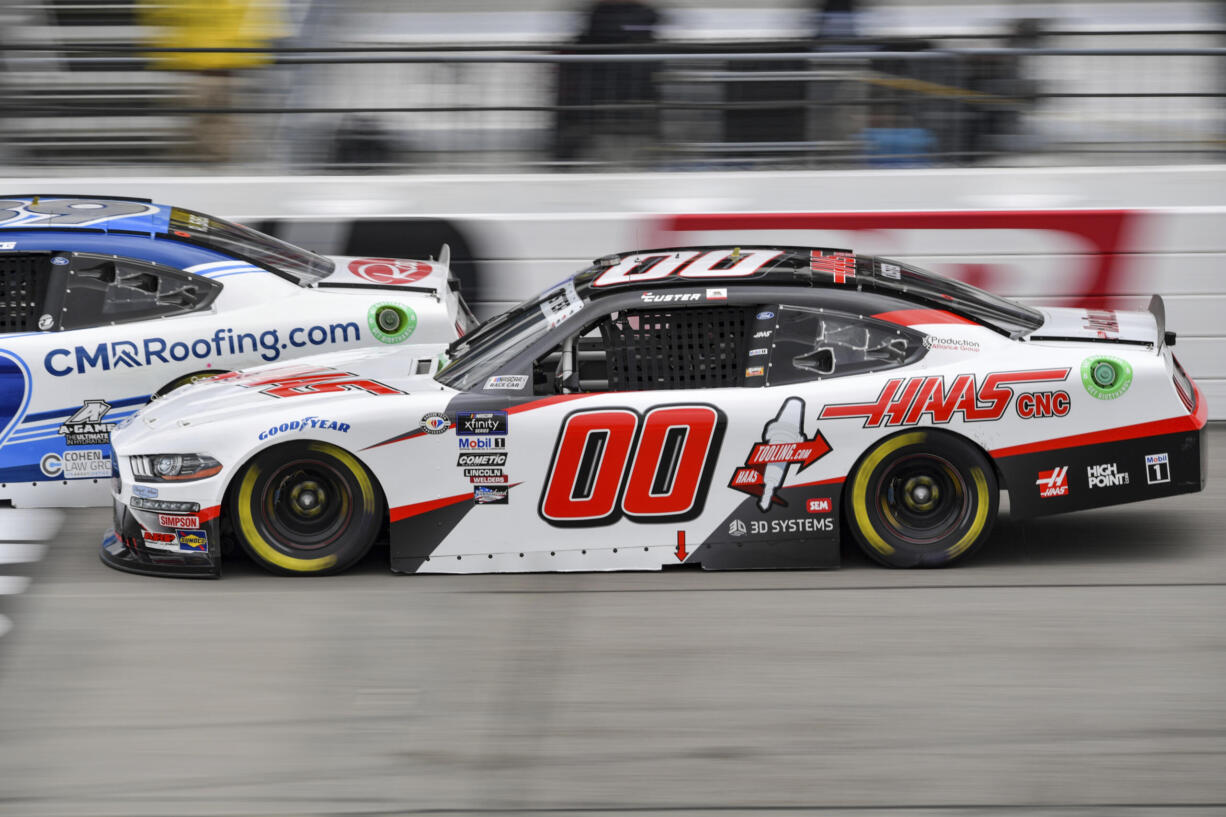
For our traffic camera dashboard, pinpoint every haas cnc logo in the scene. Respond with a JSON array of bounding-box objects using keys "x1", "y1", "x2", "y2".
[{"x1": 1036, "y1": 466, "x2": 1069, "y2": 498}]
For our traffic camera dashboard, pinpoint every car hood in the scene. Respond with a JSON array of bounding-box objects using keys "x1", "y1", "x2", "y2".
[
  {"x1": 1027, "y1": 306, "x2": 1158, "y2": 346},
  {"x1": 130, "y1": 346, "x2": 452, "y2": 435}
]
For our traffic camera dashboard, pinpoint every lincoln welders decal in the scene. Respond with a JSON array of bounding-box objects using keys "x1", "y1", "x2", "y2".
[{"x1": 729, "y1": 397, "x2": 831, "y2": 510}]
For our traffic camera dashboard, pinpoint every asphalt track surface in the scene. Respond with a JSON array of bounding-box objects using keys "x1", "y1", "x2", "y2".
[{"x1": 0, "y1": 430, "x2": 1224, "y2": 817}]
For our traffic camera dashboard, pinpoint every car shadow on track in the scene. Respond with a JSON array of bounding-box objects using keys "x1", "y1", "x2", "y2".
[{"x1": 840, "y1": 501, "x2": 1209, "y2": 570}]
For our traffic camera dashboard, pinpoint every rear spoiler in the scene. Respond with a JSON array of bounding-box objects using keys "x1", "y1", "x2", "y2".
[{"x1": 1147, "y1": 294, "x2": 1176, "y2": 350}]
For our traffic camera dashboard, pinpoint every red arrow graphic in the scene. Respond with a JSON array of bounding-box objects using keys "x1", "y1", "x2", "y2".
[
  {"x1": 675, "y1": 530, "x2": 688, "y2": 562},
  {"x1": 746, "y1": 435, "x2": 832, "y2": 472}
]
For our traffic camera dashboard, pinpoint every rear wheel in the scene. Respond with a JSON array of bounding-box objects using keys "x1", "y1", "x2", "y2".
[
  {"x1": 231, "y1": 441, "x2": 382, "y2": 576},
  {"x1": 846, "y1": 430, "x2": 997, "y2": 568}
]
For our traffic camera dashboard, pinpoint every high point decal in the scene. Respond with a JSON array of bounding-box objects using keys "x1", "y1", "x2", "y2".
[
  {"x1": 44, "y1": 323, "x2": 362, "y2": 376},
  {"x1": 818, "y1": 369, "x2": 1071, "y2": 427}
]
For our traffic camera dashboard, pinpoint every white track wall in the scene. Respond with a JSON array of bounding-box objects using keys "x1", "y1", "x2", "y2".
[{"x1": 10, "y1": 165, "x2": 1226, "y2": 417}]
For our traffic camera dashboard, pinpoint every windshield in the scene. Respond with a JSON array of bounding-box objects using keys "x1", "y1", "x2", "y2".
[
  {"x1": 437, "y1": 278, "x2": 584, "y2": 391},
  {"x1": 879, "y1": 257, "x2": 1044, "y2": 336},
  {"x1": 167, "y1": 208, "x2": 334, "y2": 285}
]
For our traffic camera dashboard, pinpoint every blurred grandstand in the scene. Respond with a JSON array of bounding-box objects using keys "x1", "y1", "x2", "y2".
[{"x1": 0, "y1": 0, "x2": 1223, "y2": 174}]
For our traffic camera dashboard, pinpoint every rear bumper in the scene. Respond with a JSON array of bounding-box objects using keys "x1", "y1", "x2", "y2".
[
  {"x1": 997, "y1": 417, "x2": 1206, "y2": 520},
  {"x1": 101, "y1": 499, "x2": 220, "y2": 578}
]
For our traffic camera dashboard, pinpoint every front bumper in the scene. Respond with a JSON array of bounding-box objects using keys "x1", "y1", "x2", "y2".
[{"x1": 101, "y1": 498, "x2": 221, "y2": 578}]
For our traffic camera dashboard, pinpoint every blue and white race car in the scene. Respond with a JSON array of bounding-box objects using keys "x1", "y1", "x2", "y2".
[{"x1": 0, "y1": 195, "x2": 472, "y2": 507}]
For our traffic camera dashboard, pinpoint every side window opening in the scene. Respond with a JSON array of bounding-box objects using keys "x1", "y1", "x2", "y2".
[
  {"x1": 534, "y1": 304, "x2": 756, "y2": 394},
  {"x1": 0, "y1": 253, "x2": 52, "y2": 333},
  {"x1": 59, "y1": 254, "x2": 221, "y2": 331},
  {"x1": 768, "y1": 306, "x2": 925, "y2": 386}
]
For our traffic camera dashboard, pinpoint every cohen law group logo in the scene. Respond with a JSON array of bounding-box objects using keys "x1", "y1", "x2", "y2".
[{"x1": 1036, "y1": 466, "x2": 1069, "y2": 498}]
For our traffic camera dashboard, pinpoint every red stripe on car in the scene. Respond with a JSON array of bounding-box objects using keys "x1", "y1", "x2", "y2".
[{"x1": 872, "y1": 309, "x2": 976, "y2": 327}]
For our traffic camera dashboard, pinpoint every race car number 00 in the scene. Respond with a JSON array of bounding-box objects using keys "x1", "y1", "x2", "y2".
[{"x1": 540, "y1": 406, "x2": 724, "y2": 524}]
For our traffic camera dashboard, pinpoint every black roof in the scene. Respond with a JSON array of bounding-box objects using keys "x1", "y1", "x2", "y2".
[{"x1": 575, "y1": 246, "x2": 1043, "y2": 336}]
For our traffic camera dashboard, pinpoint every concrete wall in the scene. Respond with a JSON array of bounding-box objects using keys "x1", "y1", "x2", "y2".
[{"x1": 10, "y1": 165, "x2": 1226, "y2": 415}]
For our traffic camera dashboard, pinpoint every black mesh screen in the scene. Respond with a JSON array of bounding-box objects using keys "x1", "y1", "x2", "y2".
[
  {"x1": 601, "y1": 306, "x2": 753, "y2": 391},
  {"x1": 0, "y1": 254, "x2": 50, "y2": 333}
]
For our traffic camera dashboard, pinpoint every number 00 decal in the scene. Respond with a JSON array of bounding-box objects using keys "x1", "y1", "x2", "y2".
[{"x1": 540, "y1": 405, "x2": 725, "y2": 526}]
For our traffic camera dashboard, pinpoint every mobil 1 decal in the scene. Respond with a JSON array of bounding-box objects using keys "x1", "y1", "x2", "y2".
[
  {"x1": 718, "y1": 397, "x2": 837, "y2": 541},
  {"x1": 539, "y1": 404, "x2": 725, "y2": 527}
]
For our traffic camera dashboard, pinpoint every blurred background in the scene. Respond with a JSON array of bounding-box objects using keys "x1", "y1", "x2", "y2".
[
  {"x1": 2, "y1": 6, "x2": 1226, "y2": 817},
  {"x1": 1, "y1": 0, "x2": 1224, "y2": 174}
]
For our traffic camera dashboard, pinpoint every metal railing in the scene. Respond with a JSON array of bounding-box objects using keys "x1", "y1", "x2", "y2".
[{"x1": 2, "y1": 37, "x2": 1224, "y2": 173}]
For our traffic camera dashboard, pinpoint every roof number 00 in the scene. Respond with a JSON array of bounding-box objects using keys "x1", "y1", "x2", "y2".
[{"x1": 592, "y1": 249, "x2": 782, "y2": 288}]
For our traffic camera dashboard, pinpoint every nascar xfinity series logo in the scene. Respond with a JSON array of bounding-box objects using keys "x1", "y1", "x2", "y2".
[{"x1": 44, "y1": 324, "x2": 361, "y2": 376}]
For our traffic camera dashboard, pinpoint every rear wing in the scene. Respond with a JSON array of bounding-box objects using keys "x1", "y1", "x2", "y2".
[{"x1": 1148, "y1": 294, "x2": 1176, "y2": 351}]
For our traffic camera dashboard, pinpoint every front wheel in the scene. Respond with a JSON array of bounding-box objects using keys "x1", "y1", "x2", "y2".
[
  {"x1": 846, "y1": 430, "x2": 998, "y2": 568},
  {"x1": 231, "y1": 441, "x2": 382, "y2": 576}
]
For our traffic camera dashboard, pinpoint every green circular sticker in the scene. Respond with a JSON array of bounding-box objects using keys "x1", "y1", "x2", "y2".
[
  {"x1": 368, "y1": 302, "x2": 417, "y2": 344},
  {"x1": 1081, "y1": 355, "x2": 1132, "y2": 400}
]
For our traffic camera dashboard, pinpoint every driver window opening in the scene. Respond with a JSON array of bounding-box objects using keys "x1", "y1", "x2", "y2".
[
  {"x1": 768, "y1": 306, "x2": 924, "y2": 386},
  {"x1": 534, "y1": 305, "x2": 755, "y2": 394}
]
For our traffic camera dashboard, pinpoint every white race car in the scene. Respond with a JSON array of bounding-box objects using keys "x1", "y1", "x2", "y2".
[
  {"x1": 106, "y1": 246, "x2": 1206, "y2": 577},
  {"x1": 0, "y1": 195, "x2": 472, "y2": 507}
]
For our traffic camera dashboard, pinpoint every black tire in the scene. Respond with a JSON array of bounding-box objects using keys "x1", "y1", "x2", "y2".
[
  {"x1": 846, "y1": 430, "x2": 998, "y2": 568},
  {"x1": 231, "y1": 441, "x2": 382, "y2": 576}
]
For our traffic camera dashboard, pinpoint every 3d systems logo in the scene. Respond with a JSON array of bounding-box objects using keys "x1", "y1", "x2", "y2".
[{"x1": 1036, "y1": 466, "x2": 1069, "y2": 498}]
